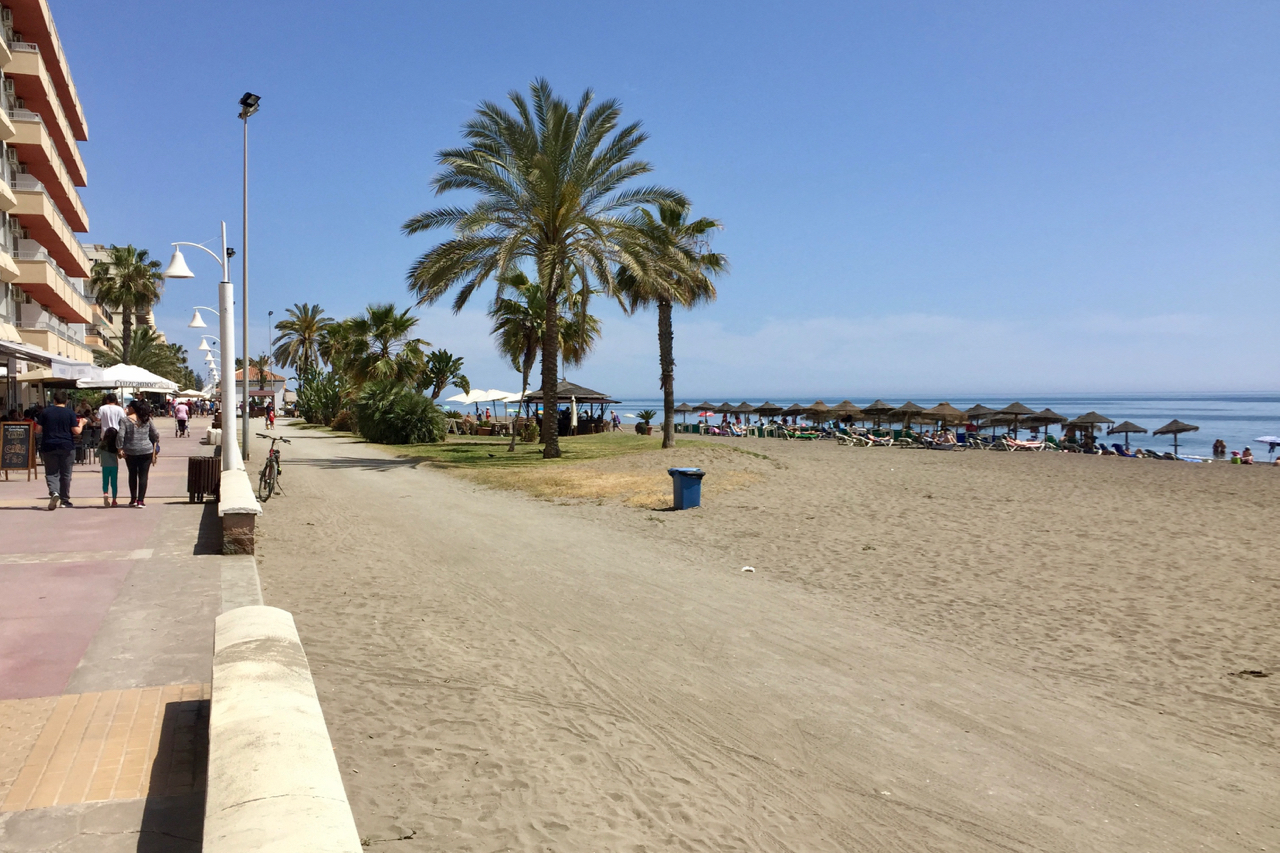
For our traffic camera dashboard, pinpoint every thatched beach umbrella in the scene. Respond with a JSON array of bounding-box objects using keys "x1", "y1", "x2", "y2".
[
  {"x1": 782, "y1": 403, "x2": 809, "y2": 424},
  {"x1": 921, "y1": 402, "x2": 966, "y2": 426},
  {"x1": 890, "y1": 401, "x2": 925, "y2": 430},
  {"x1": 996, "y1": 402, "x2": 1037, "y2": 437},
  {"x1": 714, "y1": 402, "x2": 735, "y2": 415},
  {"x1": 732, "y1": 401, "x2": 756, "y2": 425},
  {"x1": 861, "y1": 399, "x2": 895, "y2": 427},
  {"x1": 1107, "y1": 420, "x2": 1147, "y2": 450},
  {"x1": 1153, "y1": 419, "x2": 1199, "y2": 456},
  {"x1": 1023, "y1": 407, "x2": 1068, "y2": 436},
  {"x1": 964, "y1": 403, "x2": 996, "y2": 418},
  {"x1": 1068, "y1": 411, "x2": 1115, "y2": 436},
  {"x1": 675, "y1": 402, "x2": 694, "y2": 423},
  {"x1": 693, "y1": 401, "x2": 716, "y2": 412},
  {"x1": 808, "y1": 400, "x2": 832, "y2": 426},
  {"x1": 754, "y1": 401, "x2": 783, "y2": 418},
  {"x1": 833, "y1": 400, "x2": 864, "y2": 423}
]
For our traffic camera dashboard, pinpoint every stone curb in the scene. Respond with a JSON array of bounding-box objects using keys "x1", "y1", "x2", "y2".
[{"x1": 204, "y1": 605, "x2": 361, "y2": 852}]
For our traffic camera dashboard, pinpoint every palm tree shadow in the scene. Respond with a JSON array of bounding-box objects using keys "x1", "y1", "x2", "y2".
[{"x1": 286, "y1": 456, "x2": 423, "y2": 472}]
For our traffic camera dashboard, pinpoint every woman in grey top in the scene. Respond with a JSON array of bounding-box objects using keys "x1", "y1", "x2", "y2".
[{"x1": 122, "y1": 400, "x2": 160, "y2": 507}]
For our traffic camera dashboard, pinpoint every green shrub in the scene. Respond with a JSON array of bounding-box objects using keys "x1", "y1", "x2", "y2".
[
  {"x1": 297, "y1": 368, "x2": 348, "y2": 426},
  {"x1": 520, "y1": 419, "x2": 538, "y2": 443},
  {"x1": 330, "y1": 410, "x2": 355, "y2": 432},
  {"x1": 352, "y1": 380, "x2": 447, "y2": 445}
]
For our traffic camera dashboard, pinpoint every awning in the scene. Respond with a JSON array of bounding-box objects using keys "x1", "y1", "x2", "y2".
[{"x1": 0, "y1": 340, "x2": 103, "y2": 381}]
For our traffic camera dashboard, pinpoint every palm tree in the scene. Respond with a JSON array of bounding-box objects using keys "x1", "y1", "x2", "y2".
[
  {"x1": 340, "y1": 303, "x2": 430, "y2": 386},
  {"x1": 89, "y1": 246, "x2": 163, "y2": 364},
  {"x1": 249, "y1": 354, "x2": 272, "y2": 390},
  {"x1": 272, "y1": 303, "x2": 334, "y2": 379},
  {"x1": 94, "y1": 326, "x2": 179, "y2": 378},
  {"x1": 617, "y1": 204, "x2": 726, "y2": 448},
  {"x1": 402, "y1": 78, "x2": 685, "y2": 458},
  {"x1": 489, "y1": 270, "x2": 602, "y2": 452},
  {"x1": 418, "y1": 349, "x2": 470, "y2": 400}
]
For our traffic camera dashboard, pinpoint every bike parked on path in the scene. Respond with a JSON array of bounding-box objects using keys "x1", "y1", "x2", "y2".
[{"x1": 256, "y1": 433, "x2": 290, "y2": 501}]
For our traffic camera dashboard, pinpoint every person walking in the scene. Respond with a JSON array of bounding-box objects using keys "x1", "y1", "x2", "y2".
[
  {"x1": 34, "y1": 390, "x2": 85, "y2": 510},
  {"x1": 122, "y1": 400, "x2": 160, "y2": 507},
  {"x1": 174, "y1": 399, "x2": 190, "y2": 437},
  {"x1": 97, "y1": 393, "x2": 126, "y2": 434},
  {"x1": 98, "y1": 426, "x2": 122, "y2": 507}
]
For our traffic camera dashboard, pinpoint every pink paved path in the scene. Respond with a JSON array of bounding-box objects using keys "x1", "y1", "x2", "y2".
[{"x1": 0, "y1": 417, "x2": 214, "y2": 700}]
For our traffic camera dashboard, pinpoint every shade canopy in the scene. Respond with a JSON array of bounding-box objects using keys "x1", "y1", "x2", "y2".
[
  {"x1": 862, "y1": 400, "x2": 895, "y2": 415},
  {"x1": 1107, "y1": 420, "x2": 1148, "y2": 436},
  {"x1": 76, "y1": 363, "x2": 178, "y2": 391},
  {"x1": 1153, "y1": 419, "x2": 1199, "y2": 436},
  {"x1": 1023, "y1": 408, "x2": 1068, "y2": 428},
  {"x1": 693, "y1": 401, "x2": 717, "y2": 411},
  {"x1": 1069, "y1": 411, "x2": 1116, "y2": 426},
  {"x1": 964, "y1": 403, "x2": 997, "y2": 418},
  {"x1": 518, "y1": 381, "x2": 618, "y2": 404},
  {"x1": 176, "y1": 389, "x2": 207, "y2": 398},
  {"x1": 732, "y1": 401, "x2": 756, "y2": 414},
  {"x1": 674, "y1": 402, "x2": 694, "y2": 413},
  {"x1": 997, "y1": 402, "x2": 1037, "y2": 416},
  {"x1": 833, "y1": 400, "x2": 864, "y2": 418},
  {"x1": 753, "y1": 401, "x2": 783, "y2": 415},
  {"x1": 713, "y1": 402, "x2": 735, "y2": 414},
  {"x1": 782, "y1": 403, "x2": 809, "y2": 415},
  {"x1": 921, "y1": 402, "x2": 966, "y2": 424}
]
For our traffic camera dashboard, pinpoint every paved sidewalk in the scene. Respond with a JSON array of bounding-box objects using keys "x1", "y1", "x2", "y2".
[{"x1": 0, "y1": 417, "x2": 260, "y2": 852}]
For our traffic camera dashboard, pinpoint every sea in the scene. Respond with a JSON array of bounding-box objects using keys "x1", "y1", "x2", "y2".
[{"x1": 607, "y1": 393, "x2": 1280, "y2": 460}]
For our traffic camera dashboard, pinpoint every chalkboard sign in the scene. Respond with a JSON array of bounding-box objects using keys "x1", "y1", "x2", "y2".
[{"x1": 2, "y1": 421, "x2": 36, "y2": 480}]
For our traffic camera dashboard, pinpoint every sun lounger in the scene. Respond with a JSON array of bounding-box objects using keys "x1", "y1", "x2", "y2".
[
  {"x1": 1111, "y1": 443, "x2": 1140, "y2": 458},
  {"x1": 1001, "y1": 436, "x2": 1045, "y2": 451}
]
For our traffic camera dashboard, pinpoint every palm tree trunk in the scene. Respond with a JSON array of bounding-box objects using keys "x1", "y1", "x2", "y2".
[
  {"x1": 539, "y1": 283, "x2": 561, "y2": 458},
  {"x1": 658, "y1": 298, "x2": 676, "y2": 449},
  {"x1": 121, "y1": 313, "x2": 134, "y2": 364},
  {"x1": 509, "y1": 360, "x2": 531, "y2": 453}
]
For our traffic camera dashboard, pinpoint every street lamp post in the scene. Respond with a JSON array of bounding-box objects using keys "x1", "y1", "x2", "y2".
[
  {"x1": 239, "y1": 92, "x2": 260, "y2": 464},
  {"x1": 161, "y1": 221, "x2": 243, "y2": 471}
]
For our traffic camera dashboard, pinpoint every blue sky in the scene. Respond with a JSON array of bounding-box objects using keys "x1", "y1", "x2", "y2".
[{"x1": 61, "y1": 1, "x2": 1279, "y2": 397}]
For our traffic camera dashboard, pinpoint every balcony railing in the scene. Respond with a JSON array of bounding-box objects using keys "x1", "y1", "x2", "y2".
[
  {"x1": 11, "y1": 172, "x2": 83, "y2": 241},
  {"x1": 13, "y1": 246, "x2": 85, "y2": 297},
  {"x1": 18, "y1": 318, "x2": 85, "y2": 346},
  {"x1": 8, "y1": 41, "x2": 38, "y2": 54}
]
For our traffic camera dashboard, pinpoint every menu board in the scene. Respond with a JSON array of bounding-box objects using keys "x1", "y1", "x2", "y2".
[{"x1": 2, "y1": 421, "x2": 36, "y2": 479}]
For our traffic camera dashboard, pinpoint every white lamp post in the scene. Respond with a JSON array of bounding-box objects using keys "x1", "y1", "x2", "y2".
[{"x1": 162, "y1": 221, "x2": 243, "y2": 471}]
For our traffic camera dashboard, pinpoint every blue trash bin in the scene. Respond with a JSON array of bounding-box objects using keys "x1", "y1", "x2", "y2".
[{"x1": 668, "y1": 467, "x2": 705, "y2": 510}]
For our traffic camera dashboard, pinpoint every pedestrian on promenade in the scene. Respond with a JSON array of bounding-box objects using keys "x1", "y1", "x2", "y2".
[
  {"x1": 122, "y1": 400, "x2": 160, "y2": 508},
  {"x1": 98, "y1": 426, "x2": 122, "y2": 507},
  {"x1": 175, "y1": 399, "x2": 190, "y2": 437},
  {"x1": 97, "y1": 393, "x2": 126, "y2": 433},
  {"x1": 34, "y1": 390, "x2": 85, "y2": 510}
]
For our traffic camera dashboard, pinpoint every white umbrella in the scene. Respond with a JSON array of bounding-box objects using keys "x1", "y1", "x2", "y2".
[
  {"x1": 1257, "y1": 435, "x2": 1280, "y2": 460},
  {"x1": 570, "y1": 395, "x2": 578, "y2": 432},
  {"x1": 77, "y1": 364, "x2": 178, "y2": 391}
]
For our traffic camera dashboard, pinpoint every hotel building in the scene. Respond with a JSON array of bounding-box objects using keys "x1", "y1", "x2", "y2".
[{"x1": 0, "y1": 0, "x2": 94, "y2": 411}]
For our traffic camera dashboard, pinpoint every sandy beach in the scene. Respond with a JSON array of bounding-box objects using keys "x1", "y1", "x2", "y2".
[{"x1": 255, "y1": 426, "x2": 1279, "y2": 851}]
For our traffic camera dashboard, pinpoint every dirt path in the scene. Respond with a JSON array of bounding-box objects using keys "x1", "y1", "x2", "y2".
[{"x1": 254, "y1": 425, "x2": 1277, "y2": 852}]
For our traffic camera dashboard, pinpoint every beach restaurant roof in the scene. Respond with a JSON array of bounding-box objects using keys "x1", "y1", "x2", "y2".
[{"x1": 519, "y1": 380, "x2": 618, "y2": 404}]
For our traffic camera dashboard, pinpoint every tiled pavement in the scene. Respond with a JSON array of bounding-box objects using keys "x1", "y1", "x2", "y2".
[{"x1": 0, "y1": 418, "x2": 260, "y2": 852}]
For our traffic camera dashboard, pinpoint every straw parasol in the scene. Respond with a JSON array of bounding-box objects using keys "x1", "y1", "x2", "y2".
[
  {"x1": 1068, "y1": 411, "x2": 1116, "y2": 435},
  {"x1": 1153, "y1": 419, "x2": 1199, "y2": 456},
  {"x1": 996, "y1": 402, "x2": 1037, "y2": 437},
  {"x1": 675, "y1": 402, "x2": 693, "y2": 423},
  {"x1": 1023, "y1": 407, "x2": 1068, "y2": 435},
  {"x1": 693, "y1": 401, "x2": 717, "y2": 413},
  {"x1": 833, "y1": 400, "x2": 864, "y2": 423},
  {"x1": 890, "y1": 401, "x2": 925, "y2": 430},
  {"x1": 714, "y1": 402, "x2": 735, "y2": 414},
  {"x1": 732, "y1": 401, "x2": 755, "y2": 415},
  {"x1": 781, "y1": 403, "x2": 809, "y2": 423},
  {"x1": 753, "y1": 401, "x2": 783, "y2": 418},
  {"x1": 808, "y1": 400, "x2": 832, "y2": 425},
  {"x1": 1107, "y1": 420, "x2": 1147, "y2": 450},
  {"x1": 921, "y1": 402, "x2": 966, "y2": 426}
]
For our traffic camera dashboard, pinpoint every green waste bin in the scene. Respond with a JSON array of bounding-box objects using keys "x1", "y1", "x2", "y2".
[{"x1": 668, "y1": 467, "x2": 705, "y2": 510}]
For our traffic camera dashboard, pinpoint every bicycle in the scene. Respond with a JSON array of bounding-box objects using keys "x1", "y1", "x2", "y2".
[{"x1": 256, "y1": 433, "x2": 290, "y2": 502}]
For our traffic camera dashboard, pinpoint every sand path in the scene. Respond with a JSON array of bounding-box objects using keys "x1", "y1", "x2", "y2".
[{"x1": 255, "y1": 426, "x2": 1277, "y2": 851}]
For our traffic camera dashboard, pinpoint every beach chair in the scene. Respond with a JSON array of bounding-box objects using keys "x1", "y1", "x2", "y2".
[
  {"x1": 1002, "y1": 436, "x2": 1045, "y2": 451},
  {"x1": 1111, "y1": 443, "x2": 1140, "y2": 458}
]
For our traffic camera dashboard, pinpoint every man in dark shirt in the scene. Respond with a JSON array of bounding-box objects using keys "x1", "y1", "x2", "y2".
[{"x1": 34, "y1": 390, "x2": 84, "y2": 510}]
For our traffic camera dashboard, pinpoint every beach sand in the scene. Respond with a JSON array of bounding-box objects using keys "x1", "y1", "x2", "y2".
[{"x1": 255, "y1": 428, "x2": 1279, "y2": 851}]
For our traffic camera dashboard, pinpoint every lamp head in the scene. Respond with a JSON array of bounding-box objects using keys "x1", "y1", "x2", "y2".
[
  {"x1": 197, "y1": 340, "x2": 211, "y2": 352},
  {"x1": 238, "y1": 92, "x2": 260, "y2": 119},
  {"x1": 162, "y1": 247, "x2": 195, "y2": 279},
  {"x1": 188, "y1": 309, "x2": 208, "y2": 329}
]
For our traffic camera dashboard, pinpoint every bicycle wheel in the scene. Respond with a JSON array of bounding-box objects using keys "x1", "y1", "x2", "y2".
[{"x1": 257, "y1": 459, "x2": 275, "y2": 502}]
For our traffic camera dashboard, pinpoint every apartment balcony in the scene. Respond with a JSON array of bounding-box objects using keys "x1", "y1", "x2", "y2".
[
  {"x1": 11, "y1": 173, "x2": 90, "y2": 276},
  {"x1": 6, "y1": 0, "x2": 88, "y2": 141},
  {"x1": 17, "y1": 324, "x2": 92, "y2": 363},
  {"x1": 8, "y1": 108, "x2": 87, "y2": 229},
  {"x1": 0, "y1": 246, "x2": 18, "y2": 282},
  {"x1": 13, "y1": 246, "x2": 91, "y2": 323},
  {"x1": 7, "y1": 41, "x2": 87, "y2": 185}
]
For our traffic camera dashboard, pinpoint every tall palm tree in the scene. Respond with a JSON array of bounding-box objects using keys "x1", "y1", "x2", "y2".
[
  {"x1": 489, "y1": 270, "x2": 602, "y2": 452},
  {"x1": 249, "y1": 354, "x2": 273, "y2": 390},
  {"x1": 419, "y1": 349, "x2": 470, "y2": 400},
  {"x1": 272, "y1": 303, "x2": 334, "y2": 379},
  {"x1": 89, "y1": 246, "x2": 163, "y2": 364},
  {"x1": 94, "y1": 325, "x2": 178, "y2": 378},
  {"x1": 617, "y1": 204, "x2": 726, "y2": 448},
  {"x1": 340, "y1": 303, "x2": 430, "y2": 386},
  {"x1": 402, "y1": 78, "x2": 684, "y2": 458}
]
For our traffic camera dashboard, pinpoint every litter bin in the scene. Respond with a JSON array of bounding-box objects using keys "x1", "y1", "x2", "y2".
[{"x1": 668, "y1": 467, "x2": 705, "y2": 510}]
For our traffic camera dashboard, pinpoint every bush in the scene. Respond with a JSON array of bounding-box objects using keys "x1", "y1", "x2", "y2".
[
  {"x1": 297, "y1": 369, "x2": 347, "y2": 426},
  {"x1": 352, "y1": 380, "x2": 447, "y2": 445},
  {"x1": 330, "y1": 409, "x2": 355, "y2": 432},
  {"x1": 520, "y1": 419, "x2": 538, "y2": 443}
]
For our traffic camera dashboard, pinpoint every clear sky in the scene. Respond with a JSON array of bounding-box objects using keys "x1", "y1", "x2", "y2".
[{"x1": 60, "y1": 0, "x2": 1279, "y2": 398}]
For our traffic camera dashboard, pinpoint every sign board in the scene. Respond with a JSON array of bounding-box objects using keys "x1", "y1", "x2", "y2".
[{"x1": 1, "y1": 421, "x2": 36, "y2": 480}]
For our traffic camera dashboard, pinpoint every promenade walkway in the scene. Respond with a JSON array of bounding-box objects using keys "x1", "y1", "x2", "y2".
[{"x1": 0, "y1": 417, "x2": 260, "y2": 852}]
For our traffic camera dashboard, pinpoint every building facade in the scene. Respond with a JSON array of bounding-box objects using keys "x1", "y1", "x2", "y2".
[{"x1": 0, "y1": 0, "x2": 92, "y2": 411}]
